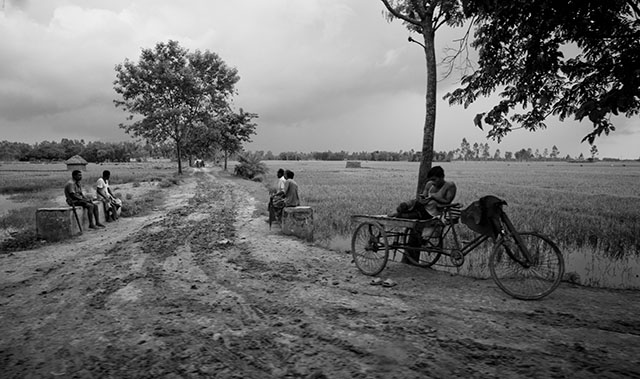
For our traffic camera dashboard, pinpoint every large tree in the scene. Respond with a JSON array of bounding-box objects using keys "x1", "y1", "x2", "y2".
[
  {"x1": 113, "y1": 40, "x2": 239, "y2": 174},
  {"x1": 380, "y1": 0, "x2": 466, "y2": 194},
  {"x1": 446, "y1": 0, "x2": 640, "y2": 144},
  {"x1": 217, "y1": 108, "x2": 258, "y2": 171}
]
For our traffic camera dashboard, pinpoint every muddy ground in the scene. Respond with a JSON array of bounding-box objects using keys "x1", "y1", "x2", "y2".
[{"x1": 1, "y1": 168, "x2": 639, "y2": 378}]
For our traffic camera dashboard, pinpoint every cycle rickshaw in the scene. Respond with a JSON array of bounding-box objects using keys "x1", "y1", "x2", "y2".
[{"x1": 350, "y1": 196, "x2": 565, "y2": 300}]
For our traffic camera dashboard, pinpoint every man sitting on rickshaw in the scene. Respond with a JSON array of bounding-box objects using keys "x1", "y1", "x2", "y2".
[{"x1": 389, "y1": 165, "x2": 457, "y2": 263}]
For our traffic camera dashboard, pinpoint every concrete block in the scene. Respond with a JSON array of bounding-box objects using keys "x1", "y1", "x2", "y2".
[
  {"x1": 282, "y1": 206, "x2": 314, "y2": 241},
  {"x1": 36, "y1": 201, "x2": 106, "y2": 241}
]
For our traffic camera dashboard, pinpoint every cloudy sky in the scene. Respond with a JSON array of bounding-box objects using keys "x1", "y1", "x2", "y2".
[{"x1": 1, "y1": 0, "x2": 638, "y2": 159}]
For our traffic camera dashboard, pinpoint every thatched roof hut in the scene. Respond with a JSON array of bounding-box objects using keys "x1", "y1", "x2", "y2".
[{"x1": 65, "y1": 155, "x2": 88, "y2": 171}]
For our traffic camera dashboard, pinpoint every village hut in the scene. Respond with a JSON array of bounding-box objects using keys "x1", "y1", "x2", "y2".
[{"x1": 65, "y1": 155, "x2": 88, "y2": 171}]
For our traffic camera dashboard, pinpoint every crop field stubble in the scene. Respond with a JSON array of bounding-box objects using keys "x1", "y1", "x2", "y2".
[{"x1": 260, "y1": 160, "x2": 640, "y2": 288}]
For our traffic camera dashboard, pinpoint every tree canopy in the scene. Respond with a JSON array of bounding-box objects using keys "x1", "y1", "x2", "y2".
[
  {"x1": 446, "y1": 0, "x2": 640, "y2": 144},
  {"x1": 113, "y1": 40, "x2": 244, "y2": 173}
]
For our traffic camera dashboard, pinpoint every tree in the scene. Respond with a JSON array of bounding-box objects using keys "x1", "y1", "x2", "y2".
[
  {"x1": 218, "y1": 109, "x2": 258, "y2": 170},
  {"x1": 446, "y1": 0, "x2": 640, "y2": 144},
  {"x1": 114, "y1": 40, "x2": 240, "y2": 174},
  {"x1": 381, "y1": 0, "x2": 466, "y2": 193},
  {"x1": 481, "y1": 142, "x2": 491, "y2": 159},
  {"x1": 459, "y1": 137, "x2": 471, "y2": 160},
  {"x1": 514, "y1": 148, "x2": 532, "y2": 161},
  {"x1": 550, "y1": 145, "x2": 560, "y2": 159},
  {"x1": 590, "y1": 145, "x2": 599, "y2": 160},
  {"x1": 493, "y1": 149, "x2": 501, "y2": 160}
]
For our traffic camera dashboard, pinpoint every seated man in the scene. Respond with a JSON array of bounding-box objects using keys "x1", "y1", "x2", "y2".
[
  {"x1": 283, "y1": 169, "x2": 300, "y2": 208},
  {"x1": 96, "y1": 170, "x2": 120, "y2": 222},
  {"x1": 417, "y1": 165, "x2": 457, "y2": 219},
  {"x1": 390, "y1": 165, "x2": 457, "y2": 220},
  {"x1": 392, "y1": 166, "x2": 456, "y2": 263},
  {"x1": 64, "y1": 170, "x2": 104, "y2": 229}
]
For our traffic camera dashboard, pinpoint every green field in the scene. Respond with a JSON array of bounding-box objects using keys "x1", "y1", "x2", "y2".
[{"x1": 261, "y1": 160, "x2": 640, "y2": 260}]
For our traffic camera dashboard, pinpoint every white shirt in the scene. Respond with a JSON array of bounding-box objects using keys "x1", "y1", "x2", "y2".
[
  {"x1": 278, "y1": 177, "x2": 286, "y2": 192},
  {"x1": 96, "y1": 178, "x2": 112, "y2": 200}
]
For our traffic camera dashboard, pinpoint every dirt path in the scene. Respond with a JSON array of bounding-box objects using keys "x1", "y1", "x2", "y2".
[{"x1": 1, "y1": 168, "x2": 639, "y2": 378}]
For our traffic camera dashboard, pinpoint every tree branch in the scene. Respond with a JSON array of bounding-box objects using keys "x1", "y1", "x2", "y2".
[
  {"x1": 380, "y1": 0, "x2": 421, "y2": 26},
  {"x1": 439, "y1": 18, "x2": 475, "y2": 79}
]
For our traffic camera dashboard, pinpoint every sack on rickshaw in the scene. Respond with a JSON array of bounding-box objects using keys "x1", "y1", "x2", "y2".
[{"x1": 461, "y1": 195, "x2": 507, "y2": 240}]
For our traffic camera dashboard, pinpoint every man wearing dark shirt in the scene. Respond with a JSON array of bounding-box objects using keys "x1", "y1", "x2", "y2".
[
  {"x1": 283, "y1": 170, "x2": 300, "y2": 207},
  {"x1": 64, "y1": 170, "x2": 104, "y2": 229}
]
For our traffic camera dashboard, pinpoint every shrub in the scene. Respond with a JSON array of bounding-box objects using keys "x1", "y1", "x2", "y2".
[{"x1": 234, "y1": 152, "x2": 268, "y2": 180}]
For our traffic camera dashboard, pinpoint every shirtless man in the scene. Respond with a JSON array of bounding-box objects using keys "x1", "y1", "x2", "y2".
[
  {"x1": 417, "y1": 165, "x2": 457, "y2": 218},
  {"x1": 64, "y1": 170, "x2": 104, "y2": 229}
]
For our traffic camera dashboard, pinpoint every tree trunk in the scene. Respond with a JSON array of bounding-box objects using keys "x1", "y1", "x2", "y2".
[
  {"x1": 176, "y1": 140, "x2": 183, "y2": 174},
  {"x1": 224, "y1": 150, "x2": 228, "y2": 171},
  {"x1": 416, "y1": 25, "x2": 437, "y2": 195}
]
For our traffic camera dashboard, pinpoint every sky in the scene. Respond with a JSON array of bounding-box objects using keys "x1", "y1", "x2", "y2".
[{"x1": 1, "y1": 0, "x2": 638, "y2": 159}]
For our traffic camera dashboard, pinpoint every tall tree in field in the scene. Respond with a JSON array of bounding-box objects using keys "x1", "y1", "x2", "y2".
[
  {"x1": 380, "y1": 0, "x2": 466, "y2": 194},
  {"x1": 113, "y1": 40, "x2": 240, "y2": 174},
  {"x1": 446, "y1": 0, "x2": 640, "y2": 144},
  {"x1": 217, "y1": 108, "x2": 258, "y2": 170}
]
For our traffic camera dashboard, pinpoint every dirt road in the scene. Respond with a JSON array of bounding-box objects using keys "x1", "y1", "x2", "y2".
[{"x1": 1, "y1": 168, "x2": 639, "y2": 378}]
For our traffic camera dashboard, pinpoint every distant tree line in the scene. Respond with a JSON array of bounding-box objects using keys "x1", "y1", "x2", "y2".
[
  {"x1": 248, "y1": 138, "x2": 629, "y2": 162},
  {"x1": 0, "y1": 139, "x2": 167, "y2": 163}
]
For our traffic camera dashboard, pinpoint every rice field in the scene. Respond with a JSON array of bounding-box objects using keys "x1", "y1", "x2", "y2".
[{"x1": 261, "y1": 160, "x2": 640, "y2": 262}]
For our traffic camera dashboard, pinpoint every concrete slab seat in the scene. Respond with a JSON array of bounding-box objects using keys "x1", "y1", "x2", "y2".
[
  {"x1": 282, "y1": 206, "x2": 314, "y2": 242},
  {"x1": 36, "y1": 200, "x2": 106, "y2": 241}
]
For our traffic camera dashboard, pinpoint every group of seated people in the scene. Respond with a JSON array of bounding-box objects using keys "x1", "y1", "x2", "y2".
[
  {"x1": 64, "y1": 170, "x2": 121, "y2": 230},
  {"x1": 269, "y1": 168, "x2": 300, "y2": 224}
]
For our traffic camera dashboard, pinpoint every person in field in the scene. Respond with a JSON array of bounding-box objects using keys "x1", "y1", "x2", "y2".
[
  {"x1": 283, "y1": 169, "x2": 300, "y2": 207},
  {"x1": 390, "y1": 166, "x2": 457, "y2": 219},
  {"x1": 64, "y1": 170, "x2": 105, "y2": 229},
  {"x1": 96, "y1": 170, "x2": 120, "y2": 222}
]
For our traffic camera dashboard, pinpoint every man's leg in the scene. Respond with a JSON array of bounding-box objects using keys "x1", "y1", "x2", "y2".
[
  {"x1": 77, "y1": 202, "x2": 97, "y2": 229},
  {"x1": 91, "y1": 203, "x2": 105, "y2": 227}
]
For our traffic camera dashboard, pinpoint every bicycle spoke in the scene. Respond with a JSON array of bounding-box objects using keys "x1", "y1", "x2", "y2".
[
  {"x1": 490, "y1": 232, "x2": 565, "y2": 300},
  {"x1": 352, "y1": 222, "x2": 389, "y2": 276}
]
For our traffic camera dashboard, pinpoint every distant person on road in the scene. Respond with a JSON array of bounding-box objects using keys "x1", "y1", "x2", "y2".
[
  {"x1": 283, "y1": 169, "x2": 300, "y2": 207},
  {"x1": 96, "y1": 170, "x2": 120, "y2": 222},
  {"x1": 65, "y1": 170, "x2": 104, "y2": 229}
]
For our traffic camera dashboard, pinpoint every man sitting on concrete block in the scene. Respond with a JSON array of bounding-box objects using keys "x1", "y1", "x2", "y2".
[{"x1": 64, "y1": 170, "x2": 105, "y2": 229}]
